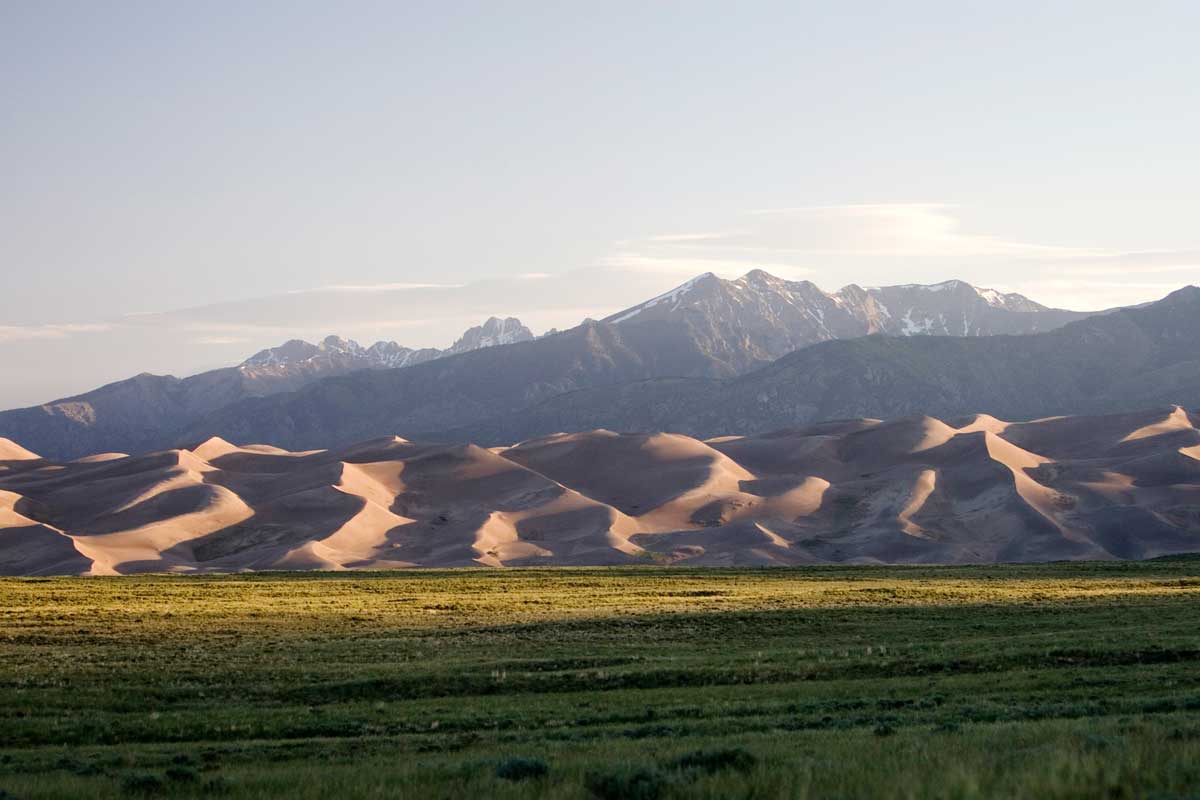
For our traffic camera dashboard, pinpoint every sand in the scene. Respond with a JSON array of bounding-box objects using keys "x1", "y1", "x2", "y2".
[{"x1": 1, "y1": 405, "x2": 1199, "y2": 574}]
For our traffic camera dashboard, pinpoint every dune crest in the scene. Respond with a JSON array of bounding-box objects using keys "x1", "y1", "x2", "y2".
[
  {"x1": 954, "y1": 414, "x2": 1010, "y2": 435},
  {"x1": 189, "y1": 436, "x2": 242, "y2": 461},
  {"x1": 1120, "y1": 406, "x2": 1195, "y2": 443},
  {"x1": 897, "y1": 469, "x2": 937, "y2": 537}
]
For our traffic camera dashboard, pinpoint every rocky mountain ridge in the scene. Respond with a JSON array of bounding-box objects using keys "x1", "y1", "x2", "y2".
[
  {"x1": 241, "y1": 317, "x2": 534, "y2": 373},
  {"x1": 0, "y1": 317, "x2": 534, "y2": 459}
]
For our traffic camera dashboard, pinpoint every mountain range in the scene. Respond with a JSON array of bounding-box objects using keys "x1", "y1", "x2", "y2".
[
  {"x1": 178, "y1": 280, "x2": 1198, "y2": 453},
  {"x1": 601, "y1": 270, "x2": 1089, "y2": 372},
  {"x1": 242, "y1": 316, "x2": 533, "y2": 379},
  {"x1": 3, "y1": 404, "x2": 1198, "y2": 574},
  {"x1": 442, "y1": 285, "x2": 1200, "y2": 444},
  {"x1": 0, "y1": 274, "x2": 1106, "y2": 459},
  {"x1": 0, "y1": 317, "x2": 533, "y2": 459}
]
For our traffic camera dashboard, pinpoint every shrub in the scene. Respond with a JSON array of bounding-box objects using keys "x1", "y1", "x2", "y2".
[
  {"x1": 667, "y1": 747, "x2": 757, "y2": 775},
  {"x1": 1167, "y1": 726, "x2": 1200, "y2": 741},
  {"x1": 72, "y1": 760, "x2": 103, "y2": 777},
  {"x1": 1081, "y1": 734, "x2": 1122, "y2": 751},
  {"x1": 166, "y1": 765, "x2": 200, "y2": 783},
  {"x1": 585, "y1": 765, "x2": 671, "y2": 800},
  {"x1": 120, "y1": 772, "x2": 166, "y2": 795},
  {"x1": 201, "y1": 775, "x2": 232, "y2": 795},
  {"x1": 495, "y1": 756, "x2": 549, "y2": 782}
]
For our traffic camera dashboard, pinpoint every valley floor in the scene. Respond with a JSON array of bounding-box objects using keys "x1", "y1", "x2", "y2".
[{"x1": 3, "y1": 561, "x2": 1200, "y2": 798}]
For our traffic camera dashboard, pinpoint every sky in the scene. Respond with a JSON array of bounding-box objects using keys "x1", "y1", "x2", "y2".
[{"x1": 2, "y1": 1, "x2": 1198, "y2": 408}]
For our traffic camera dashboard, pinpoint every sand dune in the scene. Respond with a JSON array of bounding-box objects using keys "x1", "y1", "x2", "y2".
[
  {"x1": 953, "y1": 413, "x2": 1010, "y2": 435},
  {"x1": 188, "y1": 436, "x2": 242, "y2": 461},
  {"x1": 836, "y1": 416, "x2": 959, "y2": 465},
  {"x1": 0, "y1": 438, "x2": 41, "y2": 462},
  {"x1": 1, "y1": 405, "x2": 1199, "y2": 574},
  {"x1": 1121, "y1": 406, "x2": 1196, "y2": 443},
  {"x1": 1004, "y1": 406, "x2": 1199, "y2": 460},
  {"x1": 897, "y1": 469, "x2": 937, "y2": 537}
]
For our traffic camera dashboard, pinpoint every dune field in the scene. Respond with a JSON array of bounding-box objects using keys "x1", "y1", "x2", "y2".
[{"x1": 2, "y1": 405, "x2": 1198, "y2": 575}]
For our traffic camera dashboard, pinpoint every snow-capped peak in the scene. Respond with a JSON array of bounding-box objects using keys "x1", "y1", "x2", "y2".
[
  {"x1": 318, "y1": 335, "x2": 365, "y2": 355},
  {"x1": 606, "y1": 273, "x2": 718, "y2": 323},
  {"x1": 447, "y1": 317, "x2": 535, "y2": 353}
]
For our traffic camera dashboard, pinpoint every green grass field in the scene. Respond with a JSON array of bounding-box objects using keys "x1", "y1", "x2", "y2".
[{"x1": 3, "y1": 560, "x2": 1200, "y2": 799}]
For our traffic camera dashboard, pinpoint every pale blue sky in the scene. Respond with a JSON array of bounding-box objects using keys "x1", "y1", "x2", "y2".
[{"x1": 1, "y1": 1, "x2": 1198, "y2": 406}]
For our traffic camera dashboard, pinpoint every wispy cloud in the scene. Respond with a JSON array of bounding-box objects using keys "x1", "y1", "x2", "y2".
[
  {"x1": 180, "y1": 322, "x2": 287, "y2": 334},
  {"x1": 643, "y1": 231, "x2": 746, "y2": 243},
  {"x1": 602, "y1": 203, "x2": 1198, "y2": 308},
  {"x1": 623, "y1": 204, "x2": 1104, "y2": 261},
  {"x1": 286, "y1": 282, "x2": 463, "y2": 294},
  {"x1": 597, "y1": 254, "x2": 814, "y2": 279},
  {"x1": 190, "y1": 336, "x2": 250, "y2": 345},
  {"x1": 0, "y1": 322, "x2": 115, "y2": 344}
]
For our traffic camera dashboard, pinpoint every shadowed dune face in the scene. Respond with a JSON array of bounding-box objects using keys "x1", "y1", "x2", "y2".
[{"x1": 1, "y1": 405, "x2": 1199, "y2": 574}]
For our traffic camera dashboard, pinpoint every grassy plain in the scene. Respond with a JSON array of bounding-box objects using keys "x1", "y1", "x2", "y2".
[{"x1": 3, "y1": 560, "x2": 1200, "y2": 798}]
